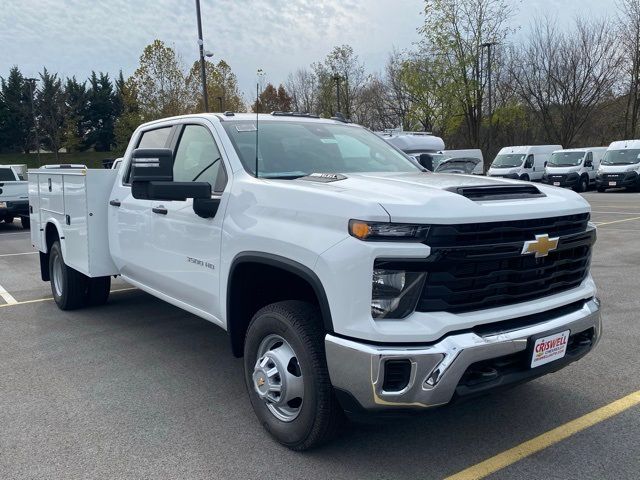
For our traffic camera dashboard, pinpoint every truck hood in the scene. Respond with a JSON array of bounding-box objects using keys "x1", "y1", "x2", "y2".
[
  {"x1": 290, "y1": 172, "x2": 590, "y2": 224},
  {"x1": 546, "y1": 166, "x2": 582, "y2": 174},
  {"x1": 599, "y1": 164, "x2": 640, "y2": 173}
]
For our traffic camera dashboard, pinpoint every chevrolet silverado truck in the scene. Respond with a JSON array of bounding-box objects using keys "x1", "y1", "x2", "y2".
[
  {"x1": 29, "y1": 113, "x2": 601, "y2": 450},
  {"x1": 0, "y1": 164, "x2": 30, "y2": 228}
]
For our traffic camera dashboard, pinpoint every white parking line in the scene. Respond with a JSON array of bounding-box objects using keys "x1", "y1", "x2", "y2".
[
  {"x1": 0, "y1": 252, "x2": 37, "y2": 257},
  {"x1": 0, "y1": 232, "x2": 30, "y2": 236},
  {"x1": 0, "y1": 287, "x2": 138, "y2": 309},
  {"x1": 0, "y1": 283, "x2": 17, "y2": 305}
]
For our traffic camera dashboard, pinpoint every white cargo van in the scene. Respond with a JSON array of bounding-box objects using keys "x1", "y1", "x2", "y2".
[
  {"x1": 542, "y1": 147, "x2": 607, "y2": 192},
  {"x1": 596, "y1": 140, "x2": 640, "y2": 192},
  {"x1": 381, "y1": 132, "x2": 446, "y2": 171},
  {"x1": 487, "y1": 145, "x2": 562, "y2": 181}
]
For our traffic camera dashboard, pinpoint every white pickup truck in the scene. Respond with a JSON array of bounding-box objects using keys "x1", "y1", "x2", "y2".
[
  {"x1": 29, "y1": 113, "x2": 601, "y2": 450},
  {"x1": 0, "y1": 164, "x2": 30, "y2": 228}
]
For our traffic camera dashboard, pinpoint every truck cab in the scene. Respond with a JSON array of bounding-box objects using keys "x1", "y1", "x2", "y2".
[
  {"x1": 596, "y1": 140, "x2": 640, "y2": 192},
  {"x1": 487, "y1": 145, "x2": 562, "y2": 182},
  {"x1": 29, "y1": 114, "x2": 601, "y2": 450},
  {"x1": 542, "y1": 147, "x2": 606, "y2": 192},
  {"x1": 0, "y1": 164, "x2": 30, "y2": 228}
]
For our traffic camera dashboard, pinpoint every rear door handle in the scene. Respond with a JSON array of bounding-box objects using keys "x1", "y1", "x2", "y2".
[
  {"x1": 109, "y1": 200, "x2": 121, "y2": 207},
  {"x1": 152, "y1": 206, "x2": 168, "y2": 215}
]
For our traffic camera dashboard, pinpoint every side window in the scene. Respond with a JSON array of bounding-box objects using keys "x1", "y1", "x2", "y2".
[
  {"x1": 585, "y1": 152, "x2": 593, "y2": 166},
  {"x1": 173, "y1": 125, "x2": 226, "y2": 193},
  {"x1": 524, "y1": 154, "x2": 534, "y2": 168},
  {"x1": 123, "y1": 126, "x2": 173, "y2": 184}
]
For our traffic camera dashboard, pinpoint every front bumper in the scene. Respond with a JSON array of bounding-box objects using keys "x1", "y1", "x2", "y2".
[
  {"x1": 325, "y1": 298, "x2": 601, "y2": 412},
  {"x1": 542, "y1": 173, "x2": 580, "y2": 188},
  {"x1": 0, "y1": 199, "x2": 28, "y2": 217},
  {"x1": 488, "y1": 173, "x2": 519, "y2": 179},
  {"x1": 596, "y1": 172, "x2": 639, "y2": 189}
]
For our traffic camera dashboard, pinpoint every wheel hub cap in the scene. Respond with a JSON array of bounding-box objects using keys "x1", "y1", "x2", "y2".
[{"x1": 253, "y1": 335, "x2": 304, "y2": 422}]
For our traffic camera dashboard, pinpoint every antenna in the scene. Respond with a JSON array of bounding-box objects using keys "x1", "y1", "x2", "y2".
[{"x1": 255, "y1": 81, "x2": 259, "y2": 178}]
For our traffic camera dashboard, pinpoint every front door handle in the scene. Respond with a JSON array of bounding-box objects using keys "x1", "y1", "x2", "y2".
[
  {"x1": 109, "y1": 199, "x2": 121, "y2": 207},
  {"x1": 152, "y1": 206, "x2": 168, "y2": 215}
]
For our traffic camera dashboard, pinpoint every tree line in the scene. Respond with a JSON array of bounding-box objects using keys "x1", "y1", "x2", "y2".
[
  {"x1": 2, "y1": 0, "x2": 640, "y2": 160},
  {"x1": 0, "y1": 40, "x2": 244, "y2": 159}
]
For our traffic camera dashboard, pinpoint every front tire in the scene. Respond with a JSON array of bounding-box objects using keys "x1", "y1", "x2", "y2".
[
  {"x1": 520, "y1": 174, "x2": 530, "y2": 182},
  {"x1": 21, "y1": 216, "x2": 30, "y2": 229},
  {"x1": 49, "y1": 241, "x2": 88, "y2": 310},
  {"x1": 244, "y1": 301, "x2": 343, "y2": 450},
  {"x1": 576, "y1": 176, "x2": 588, "y2": 193}
]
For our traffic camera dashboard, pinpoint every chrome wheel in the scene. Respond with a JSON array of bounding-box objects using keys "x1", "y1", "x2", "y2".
[
  {"x1": 52, "y1": 253, "x2": 63, "y2": 298},
  {"x1": 252, "y1": 334, "x2": 304, "y2": 422}
]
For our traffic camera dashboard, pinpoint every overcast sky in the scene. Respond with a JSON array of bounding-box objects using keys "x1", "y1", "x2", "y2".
[{"x1": 1, "y1": 0, "x2": 614, "y2": 102}]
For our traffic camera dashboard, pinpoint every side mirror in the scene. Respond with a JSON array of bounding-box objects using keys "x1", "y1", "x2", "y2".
[
  {"x1": 544, "y1": 161, "x2": 548, "y2": 168},
  {"x1": 585, "y1": 160, "x2": 592, "y2": 167},
  {"x1": 131, "y1": 148, "x2": 212, "y2": 201},
  {"x1": 418, "y1": 153, "x2": 434, "y2": 171}
]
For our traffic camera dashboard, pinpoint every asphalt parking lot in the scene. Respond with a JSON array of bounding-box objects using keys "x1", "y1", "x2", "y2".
[{"x1": 1, "y1": 191, "x2": 639, "y2": 480}]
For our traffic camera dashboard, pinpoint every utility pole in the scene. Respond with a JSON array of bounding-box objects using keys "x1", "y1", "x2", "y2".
[
  {"x1": 26, "y1": 78, "x2": 40, "y2": 166},
  {"x1": 195, "y1": 0, "x2": 208, "y2": 112},
  {"x1": 481, "y1": 41, "x2": 498, "y2": 164}
]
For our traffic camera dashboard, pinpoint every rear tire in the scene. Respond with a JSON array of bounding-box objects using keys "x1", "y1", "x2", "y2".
[
  {"x1": 244, "y1": 301, "x2": 344, "y2": 450},
  {"x1": 49, "y1": 241, "x2": 88, "y2": 310},
  {"x1": 21, "y1": 216, "x2": 30, "y2": 229},
  {"x1": 86, "y1": 276, "x2": 111, "y2": 306}
]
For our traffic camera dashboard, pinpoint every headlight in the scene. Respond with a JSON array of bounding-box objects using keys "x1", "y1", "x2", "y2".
[
  {"x1": 349, "y1": 220, "x2": 430, "y2": 241},
  {"x1": 371, "y1": 266, "x2": 427, "y2": 319}
]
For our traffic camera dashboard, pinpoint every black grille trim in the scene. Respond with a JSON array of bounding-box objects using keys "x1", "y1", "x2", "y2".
[{"x1": 414, "y1": 215, "x2": 594, "y2": 313}]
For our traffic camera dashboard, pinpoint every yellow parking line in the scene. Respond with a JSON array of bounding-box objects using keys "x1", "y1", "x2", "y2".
[
  {"x1": 445, "y1": 390, "x2": 640, "y2": 480},
  {"x1": 0, "y1": 287, "x2": 137, "y2": 308},
  {"x1": 595, "y1": 216, "x2": 640, "y2": 227}
]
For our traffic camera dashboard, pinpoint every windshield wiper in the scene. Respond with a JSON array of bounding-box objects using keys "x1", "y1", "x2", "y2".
[{"x1": 263, "y1": 174, "x2": 308, "y2": 179}]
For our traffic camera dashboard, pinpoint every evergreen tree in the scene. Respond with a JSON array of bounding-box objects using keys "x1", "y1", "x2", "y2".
[
  {"x1": 36, "y1": 68, "x2": 67, "y2": 160},
  {"x1": 0, "y1": 66, "x2": 33, "y2": 153},
  {"x1": 85, "y1": 72, "x2": 117, "y2": 151},
  {"x1": 64, "y1": 76, "x2": 87, "y2": 152}
]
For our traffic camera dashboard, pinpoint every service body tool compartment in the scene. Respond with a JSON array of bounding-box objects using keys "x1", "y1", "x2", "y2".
[{"x1": 28, "y1": 169, "x2": 118, "y2": 277}]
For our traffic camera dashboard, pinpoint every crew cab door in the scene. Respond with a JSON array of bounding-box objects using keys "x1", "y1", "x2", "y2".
[{"x1": 146, "y1": 122, "x2": 229, "y2": 321}]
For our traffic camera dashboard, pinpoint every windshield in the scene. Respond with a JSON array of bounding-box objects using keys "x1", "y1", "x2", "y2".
[
  {"x1": 548, "y1": 152, "x2": 585, "y2": 167},
  {"x1": 222, "y1": 121, "x2": 421, "y2": 177},
  {"x1": 0, "y1": 168, "x2": 16, "y2": 181},
  {"x1": 435, "y1": 158, "x2": 480, "y2": 174},
  {"x1": 491, "y1": 154, "x2": 525, "y2": 168},
  {"x1": 601, "y1": 149, "x2": 640, "y2": 165}
]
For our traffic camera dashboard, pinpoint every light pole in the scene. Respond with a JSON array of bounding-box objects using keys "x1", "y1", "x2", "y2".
[
  {"x1": 481, "y1": 41, "x2": 498, "y2": 162},
  {"x1": 195, "y1": 0, "x2": 208, "y2": 112},
  {"x1": 26, "y1": 78, "x2": 40, "y2": 165}
]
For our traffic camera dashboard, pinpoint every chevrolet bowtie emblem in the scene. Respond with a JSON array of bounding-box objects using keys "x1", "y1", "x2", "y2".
[{"x1": 522, "y1": 234, "x2": 559, "y2": 258}]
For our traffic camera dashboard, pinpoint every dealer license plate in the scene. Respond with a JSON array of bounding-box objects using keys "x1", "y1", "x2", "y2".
[
  {"x1": 531, "y1": 330, "x2": 570, "y2": 368},
  {"x1": 553, "y1": 182, "x2": 560, "y2": 186},
  {"x1": 0, "y1": 202, "x2": 6, "y2": 208},
  {"x1": 609, "y1": 181, "x2": 617, "y2": 186}
]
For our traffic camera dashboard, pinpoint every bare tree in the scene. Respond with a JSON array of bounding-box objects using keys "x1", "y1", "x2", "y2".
[
  {"x1": 512, "y1": 17, "x2": 622, "y2": 146},
  {"x1": 419, "y1": 0, "x2": 516, "y2": 146},
  {"x1": 619, "y1": 0, "x2": 640, "y2": 137},
  {"x1": 286, "y1": 68, "x2": 317, "y2": 113}
]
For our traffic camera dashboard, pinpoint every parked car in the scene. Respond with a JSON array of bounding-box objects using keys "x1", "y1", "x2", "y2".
[
  {"x1": 596, "y1": 140, "x2": 640, "y2": 192},
  {"x1": 487, "y1": 145, "x2": 562, "y2": 181},
  {"x1": 29, "y1": 113, "x2": 601, "y2": 450},
  {"x1": 0, "y1": 164, "x2": 30, "y2": 228},
  {"x1": 434, "y1": 149, "x2": 484, "y2": 175},
  {"x1": 541, "y1": 147, "x2": 607, "y2": 192}
]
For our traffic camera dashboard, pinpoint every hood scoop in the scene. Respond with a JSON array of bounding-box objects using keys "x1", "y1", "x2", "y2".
[{"x1": 446, "y1": 184, "x2": 546, "y2": 201}]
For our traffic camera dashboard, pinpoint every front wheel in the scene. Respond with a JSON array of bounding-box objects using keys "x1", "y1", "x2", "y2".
[
  {"x1": 244, "y1": 301, "x2": 344, "y2": 450},
  {"x1": 520, "y1": 174, "x2": 530, "y2": 182},
  {"x1": 21, "y1": 216, "x2": 30, "y2": 229},
  {"x1": 576, "y1": 176, "x2": 589, "y2": 193},
  {"x1": 49, "y1": 241, "x2": 89, "y2": 310}
]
